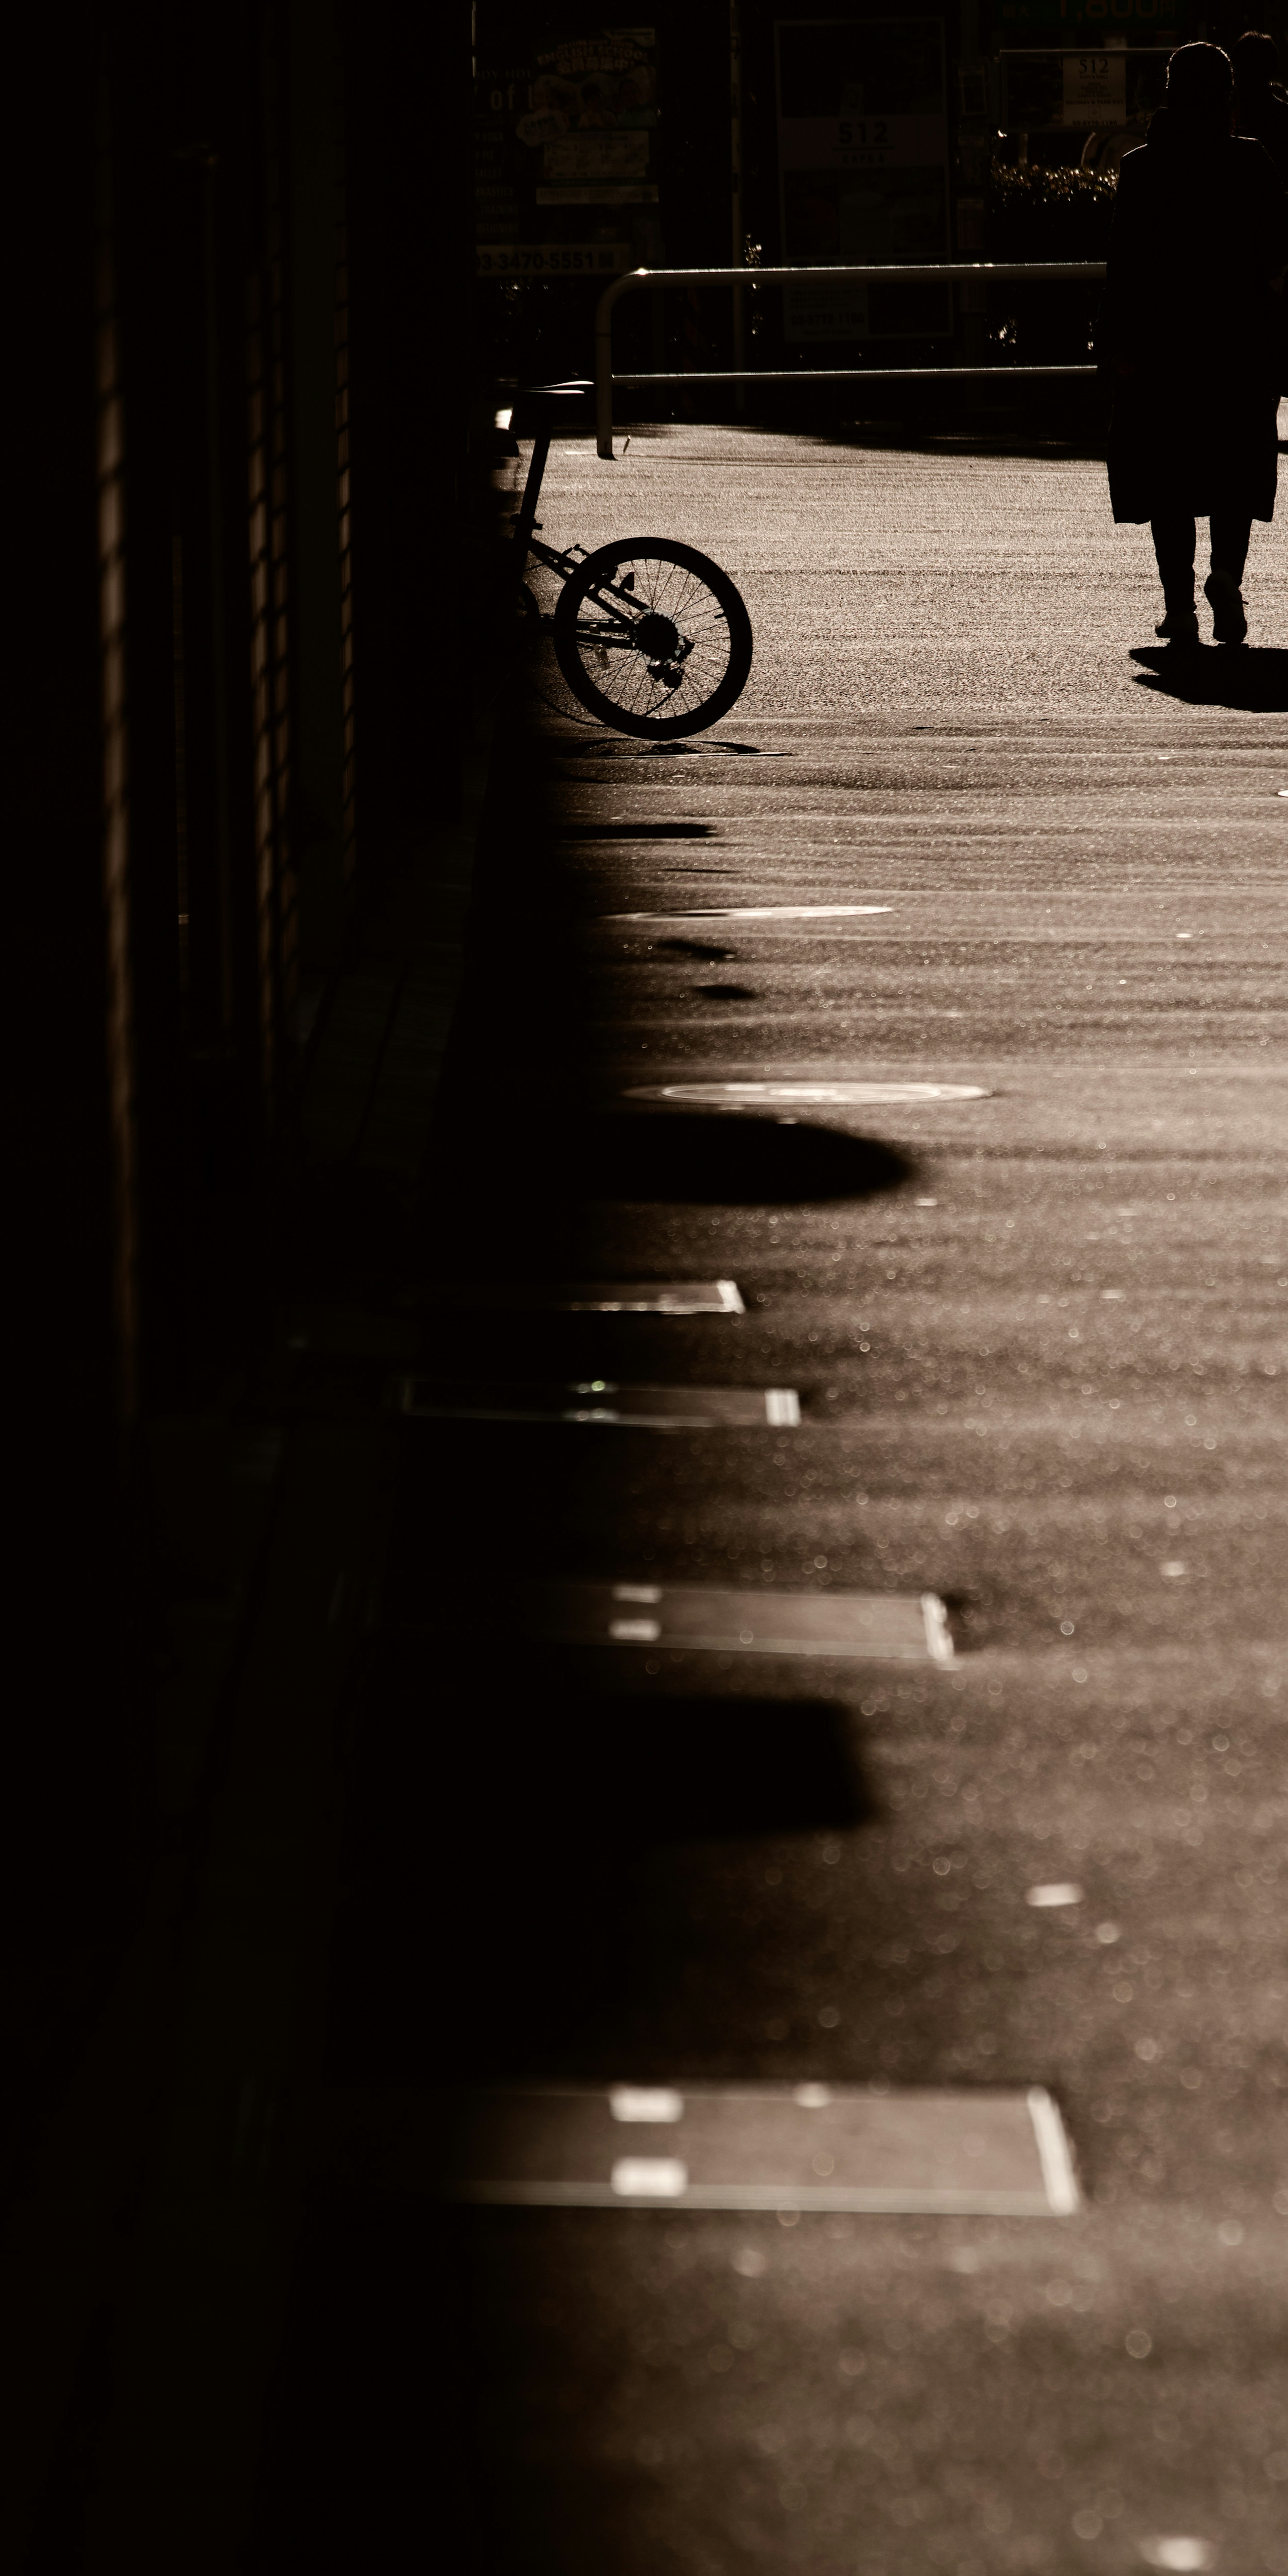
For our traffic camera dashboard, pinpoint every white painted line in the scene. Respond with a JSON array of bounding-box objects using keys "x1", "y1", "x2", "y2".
[
  {"x1": 1027, "y1": 2087, "x2": 1081, "y2": 2216},
  {"x1": 628, "y1": 1081, "x2": 991, "y2": 1107},
  {"x1": 425, "y1": 1282, "x2": 746, "y2": 1314},
  {"x1": 609, "y1": 2087, "x2": 684, "y2": 2122},
  {"x1": 1138, "y1": 2544, "x2": 1215, "y2": 2573},
  {"x1": 921, "y1": 1595, "x2": 956, "y2": 1665},
  {"x1": 553, "y1": 1280, "x2": 745, "y2": 1314},
  {"x1": 608, "y1": 904, "x2": 893, "y2": 923},
  {"x1": 610, "y1": 2157, "x2": 688, "y2": 2197},
  {"x1": 419, "y1": 2083, "x2": 1078, "y2": 2216},
  {"x1": 399, "y1": 1380, "x2": 799, "y2": 1429},
  {"x1": 1026, "y1": 1882, "x2": 1084, "y2": 1908},
  {"x1": 465, "y1": 2181, "x2": 1058, "y2": 2211},
  {"x1": 527, "y1": 1581, "x2": 954, "y2": 1663}
]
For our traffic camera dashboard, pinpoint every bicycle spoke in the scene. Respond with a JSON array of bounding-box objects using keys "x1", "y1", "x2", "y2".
[{"x1": 553, "y1": 539, "x2": 751, "y2": 738}]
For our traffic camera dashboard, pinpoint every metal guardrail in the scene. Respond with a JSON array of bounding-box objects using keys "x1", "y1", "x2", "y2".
[{"x1": 594, "y1": 262, "x2": 1107, "y2": 457}]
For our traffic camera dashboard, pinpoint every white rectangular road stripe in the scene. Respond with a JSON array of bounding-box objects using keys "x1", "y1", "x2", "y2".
[
  {"x1": 421, "y1": 1281, "x2": 745, "y2": 1314},
  {"x1": 606, "y1": 905, "x2": 893, "y2": 924},
  {"x1": 525, "y1": 1580, "x2": 955, "y2": 1664},
  {"x1": 553, "y1": 1280, "x2": 745, "y2": 1313},
  {"x1": 610, "y1": 2157, "x2": 688, "y2": 2197},
  {"x1": 1028, "y1": 2085, "x2": 1082, "y2": 2216},
  {"x1": 609, "y1": 2086, "x2": 683, "y2": 2121},
  {"x1": 399, "y1": 1381, "x2": 799, "y2": 1428},
  {"x1": 355, "y1": 2084, "x2": 1079, "y2": 2216}
]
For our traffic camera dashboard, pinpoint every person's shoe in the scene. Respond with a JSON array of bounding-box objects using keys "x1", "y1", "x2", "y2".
[
  {"x1": 1155, "y1": 606, "x2": 1200, "y2": 645},
  {"x1": 1204, "y1": 569, "x2": 1247, "y2": 643}
]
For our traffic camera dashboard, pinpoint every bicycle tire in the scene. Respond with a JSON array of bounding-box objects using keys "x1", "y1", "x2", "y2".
[{"x1": 552, "y1": 538, "x2": 753, "y2": 739}]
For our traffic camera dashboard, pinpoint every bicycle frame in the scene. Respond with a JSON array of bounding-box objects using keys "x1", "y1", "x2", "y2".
[
  {"x1": 525, "y1": 532, "x2": 692, "y2": 655},
  {"x1": 502, "y1": 388, "x2": 732, "y2": 711},
  {"x1": 512, "y1": 437, "x2": 675, "y2": 645}
]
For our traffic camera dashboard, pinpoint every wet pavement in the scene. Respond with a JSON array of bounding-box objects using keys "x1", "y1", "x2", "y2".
[{"x1": 248, "y1": 424, "x2": 1288, "y2": 2576}]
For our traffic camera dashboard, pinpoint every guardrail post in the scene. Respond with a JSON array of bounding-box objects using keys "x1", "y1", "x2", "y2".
[
  {"x1": 593, "y1": 264, "x2": 1105, "y2": 456},
  {"x1": 596, "y1": 271, "x2": 644, "y2": 458}
]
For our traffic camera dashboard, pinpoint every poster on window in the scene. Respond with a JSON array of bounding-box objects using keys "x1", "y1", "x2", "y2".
[
  {"x1": 1062, "y1": 50, "x2": 1127, "y2": 124},
  {"x1": 522, "y1": 26, "x2": 659, "y2": 208},
  {"x1": 474, "y1": 26, "x2": 657, "y2": 276},
  {"x1": 775, "y1": 18, "x2": 949, "y2": 342}
]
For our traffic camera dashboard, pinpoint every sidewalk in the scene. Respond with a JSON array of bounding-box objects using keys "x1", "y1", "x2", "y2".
[{"x1": 249, "y1": 423, "x2": 1288, "y2": 2575}]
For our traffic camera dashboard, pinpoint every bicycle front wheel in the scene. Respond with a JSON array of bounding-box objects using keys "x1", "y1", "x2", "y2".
[{"x1": 552, "y1": 538, "x2": 753, "y2": 740}]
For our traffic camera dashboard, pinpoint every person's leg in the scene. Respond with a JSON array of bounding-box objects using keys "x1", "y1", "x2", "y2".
[
  {"x1": 1209, "y1": 509, "x2": 1252, "y2": 584},
  {"x1": 1205, "y1": 509, "x2": 1252, "y2": 640},
  {"x1": 1150, "y1": 511, "x2": 1198, "y2": 636}
]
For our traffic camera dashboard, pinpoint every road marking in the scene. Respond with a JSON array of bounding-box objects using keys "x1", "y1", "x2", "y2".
[
  {"x1": 1027, "y1": 2088, "x2": 1081, "y2": 2215},
  {"x1": 1138, "y1": 2543, "x2": 1215, "y2": 2572},
  {"x1": 422, "y1": 1281, "x2": 745, "y2": 1313},
  {"x1": 628, "y1": 1081, "x2": 990, "y2": 1107},
  {"x1": 399, "y1": 1381, "x2": 799, "y2": 1427},
  {"x1": 555, "y1": 1280, "x2": 745, "y2": 1313},
  {"x1": 609, "y1": 2087, "x2": 683, "y2": 2122},
  {"x1": 523, "y1": 1581, "x2": 955, "y2": 1663},
  {"x1": 610, "y1": 2157, "x2": 688, "y2": 2196},
  {"x1": 1026, "y1": 1882, "x2": 1084, "y2": 1908},
  {"x1": 608, "y1": 904, "x2": 892, "y2": 923},
  {"x1": 419, "y1": 1280, "x2": 749, "y2": 1313},
  {"x1": 401, "y1": 2083, "x2": 1080, "y2": 2215}
]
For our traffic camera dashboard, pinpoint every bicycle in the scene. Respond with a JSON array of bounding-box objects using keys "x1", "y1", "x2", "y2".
[{"x1": 505, "y1": 380, "x2": 754, "y2": 741}]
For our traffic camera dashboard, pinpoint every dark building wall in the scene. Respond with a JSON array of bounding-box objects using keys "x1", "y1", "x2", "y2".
[{"x1": 9, "y1": 9, "x2": 474, "y2": 2558}]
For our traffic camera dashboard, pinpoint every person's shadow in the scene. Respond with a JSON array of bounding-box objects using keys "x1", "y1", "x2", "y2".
[{"x1": 1131, "y1": 644, "x2": 1288, "y2": 708}]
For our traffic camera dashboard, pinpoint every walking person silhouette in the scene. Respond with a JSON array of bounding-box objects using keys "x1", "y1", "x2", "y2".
[
  {"x1": 1100, "y1": 41, "x2": 1288, "y2": 646},
  {"x1": 1233, "y1": 29, "x2": 1288, "y2": 182}
]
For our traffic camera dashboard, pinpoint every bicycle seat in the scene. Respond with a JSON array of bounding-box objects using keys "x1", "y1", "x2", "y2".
[{"x1": 510, "y1": 379, "x2": 594, "y2": 432}]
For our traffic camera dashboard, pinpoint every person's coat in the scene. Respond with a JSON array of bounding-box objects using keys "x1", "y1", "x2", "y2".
[{"x1": 1098, "y1": 107, "x2": 1288, "y2": 524}]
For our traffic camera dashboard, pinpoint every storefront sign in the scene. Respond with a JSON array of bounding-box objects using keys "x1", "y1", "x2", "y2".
[
  {"x1": 475, "y1": 26, "x2": 659, "y2": 248},
  {"x1": 1062, "y1": 50, "x2": 1127, "y2": 123},
  {"x1": 999, "y1": 0, "x2": 1184, "y2": 29},
  {"x1": 474, "y1": 243, "x2": 633, "y2": 276}
]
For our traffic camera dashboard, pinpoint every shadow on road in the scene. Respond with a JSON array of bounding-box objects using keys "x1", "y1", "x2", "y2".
[
  {"x1": 584, "y1": 1112, "x2": 914, "y2": 1205},
  {"x1": 656, "y1": 936, "x2": 737, "y2": 960},
  {"x1": 549, "y1": 1692, "x2": 871, "y2": 1843},
  {"x1": 1130, "y1": 644, "x2": 1288, "y2": 709},
  {"x1": 554, "y1": 819, "x2": 716, "y2": 839},
  {"x1": 328, "y1": 1645, "x2": 873, "y2": 2081},
  {"x1": 424, "y1": 1114, "x2": 913, "y2": 1275}
]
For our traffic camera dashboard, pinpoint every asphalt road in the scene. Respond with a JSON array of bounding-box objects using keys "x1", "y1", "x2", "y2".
[{"x1": 251, "y1": 423, "x2": 1288, "y2": 2576}]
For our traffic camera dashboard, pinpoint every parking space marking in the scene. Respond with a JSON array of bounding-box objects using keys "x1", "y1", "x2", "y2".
[
  {"x1": 610, "y1": 2157, "x2": 688, "y2": 2196},
  {"x1": 628, "y1": 1081, "x2": 991, "y2": 1107},
  {"x1": 607, "y1": 904, "x2": 893, "y2": 923},
  {"x1": 523, "y1": 1580, "x2": 955, "y2": 1662},
  {"x1": 609, "y1": 2086, "x2": 683, "y2": 2121},
  {"x1": 397, "y1": 2083, "x2": 1080, "y2": 2215},
  {"x1": 552, "y1": 1280, "x2": 745, "y2": 1313},
  {"x1": 424, "y1": 1281, "x2": 747, "y2": 1314},
  {"x1": 399, "y1": 1381, "x2": 799, "y2": 1427}
]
